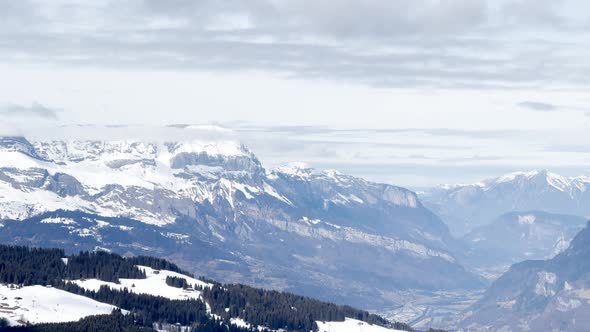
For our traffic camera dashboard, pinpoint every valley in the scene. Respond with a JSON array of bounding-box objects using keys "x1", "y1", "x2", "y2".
[{"x1": 0, "y1": 135, "x2": 589, "y2": 331}]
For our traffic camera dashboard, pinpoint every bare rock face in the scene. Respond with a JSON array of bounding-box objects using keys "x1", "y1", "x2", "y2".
[{"x1": 0, "y1": 136, "x2": 482, "y2": 308}]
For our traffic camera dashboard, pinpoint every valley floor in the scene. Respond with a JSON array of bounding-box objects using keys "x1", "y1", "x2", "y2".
[{"x1": 378, "y1": 289, "x2": 485, "y2": 330}]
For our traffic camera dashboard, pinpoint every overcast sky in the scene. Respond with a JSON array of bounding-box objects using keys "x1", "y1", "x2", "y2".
[{"x1": 1, "y1": 0, "x2": 589, "y2": 188}]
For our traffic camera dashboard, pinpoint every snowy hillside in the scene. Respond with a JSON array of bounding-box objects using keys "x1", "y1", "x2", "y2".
[
  {"x1": 70, "y1": 265, "x2": 211, "y2": 300},
  {"x1": 316, "y1": 318, "x2": 406, "y2": 332},
  {"x1": 0, "y1": 284, "x2": 118, "y2": 326},
  {"x1": 0, "y1": 244, "x2": 407, "y2": 332}
]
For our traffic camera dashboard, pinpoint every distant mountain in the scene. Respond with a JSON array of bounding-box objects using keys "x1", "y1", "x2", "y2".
[
  {"x1": 0, "y1": 136, "x2": 482, "y2": 309},
  {"x1": 462, "y1": 211, "x2": 588, "y2": 268},
  {"x1": 421, "y1": 170, "x2": 590, "y2": 236},
  {"x1": 459, "y1": 221, "x2": 590, "y2": 332}
]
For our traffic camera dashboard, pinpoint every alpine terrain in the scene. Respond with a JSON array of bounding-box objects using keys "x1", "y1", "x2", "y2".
[
  {"x1": 459, "y1": 221, "x2": 590, "y2": 332},
  {"x1": 0, "y1": 136, "x2": 482, "y2": 309},
  {"x1": 421, "y1": 170, "x2": 590, "y2": 236}
]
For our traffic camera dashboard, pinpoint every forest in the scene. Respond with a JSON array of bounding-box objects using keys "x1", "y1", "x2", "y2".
[{"x1": 0, "y1": 244, "x2": 418, "y2": 332}]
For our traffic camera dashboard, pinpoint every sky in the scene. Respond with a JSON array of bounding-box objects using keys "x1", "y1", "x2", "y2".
[{"x1": 1, "y1": 0, "x2": 590, "y2": 188}]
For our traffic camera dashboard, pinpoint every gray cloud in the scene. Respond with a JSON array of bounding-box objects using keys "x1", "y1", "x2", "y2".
[
  {"x1": 518, "y1": 101, "x2": 558, "y2": 112},
  {"x1": 518, "y1": 101, "x2": 590, "y2": 113},
  {"x1": 236, "y1": 124, "x2": 526, "y2": 140},
  {"x1": 543, "y1": 144, "x2": 590, "y2": 153},
  {"x1": 0, "y1": 1, "x2": 589, "y2": 89},
  {"x1": 0, "y1": 102, "x2": 59, "y2": 119},
  {"x1": 1, "y1": 122, "x2": 587, "y2": 188}
]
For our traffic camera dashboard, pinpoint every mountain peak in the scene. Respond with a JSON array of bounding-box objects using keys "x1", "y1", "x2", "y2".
[
  {"x1": 475, "y1": 169, "x2": 574, "y2": 191},
  {"x1": 0, "y1": 136, "x2": 43, "y2": 159},
  {"x1": 166, "y1": 140, "x2": 252, "y2": 158},
  {"x1": 274, "y1": 162, "x2": 314, "y2": 178},
  {"x1": 421, "y1": 170, "x2": 590, "y2": 235}
]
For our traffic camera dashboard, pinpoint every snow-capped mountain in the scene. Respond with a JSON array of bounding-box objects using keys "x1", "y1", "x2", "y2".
[
  {"x1": 421, "y1": 170, "x2": 590, "y2": 236},
  {"x1": 0, "y1": 136, "x2": 482, "y2": 309},
  {"x1": 459, "y1": 221, "x2": 590, "y2": 332}
]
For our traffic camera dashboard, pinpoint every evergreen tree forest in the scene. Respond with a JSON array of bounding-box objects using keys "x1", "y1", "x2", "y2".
[
  {"x1": 0, "y1": 244, "x2": 417, "y2": 332},
  {"x1": 166, "y1": 275, "x2": 191, "y2": 289}
]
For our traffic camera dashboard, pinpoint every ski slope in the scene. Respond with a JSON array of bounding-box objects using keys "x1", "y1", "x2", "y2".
[
  {"x1": 0, "y1": 284, "x2": 117, "y2": 326},
  {"x1": 316, "y1": 318, "x2": 406, "y2": 332}
]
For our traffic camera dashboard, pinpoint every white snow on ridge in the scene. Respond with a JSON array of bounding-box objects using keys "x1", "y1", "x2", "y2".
[
  {"x1": 263, "y1": 182, "x2": 293, "y2": 205},
  {"x1": 474, "y1": 170, "x2": 589, "y2": 193},
  {"x1": 316, "y1": 318, "x2": 405, "y2": 332},
  {"x1": 0, "y1": 284, "x2": 118, "y2": 326},
  {"x1": 274, "y1": 162, "x2": 313, "y2": 178},
  {"x1": 69, "y1": 266, "x2": 211, "y2": 300},
  {"x1": 168, "y1": 141, "x2": 249, "y2": 157},
  {"x1": 518, "y1": 214, "x2": 536, "y2": 225},
  {"x1": 0, "y1": 180, "x2": 92, "y2": 220}
]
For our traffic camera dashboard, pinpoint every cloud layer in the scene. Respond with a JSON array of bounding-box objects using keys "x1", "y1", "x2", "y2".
[
  {"x1": 1, "y1": 0, "x2": 589, "y2": 89},
  {"x1": 1, "y1": 1, "x2": 589, "y2": 187}
]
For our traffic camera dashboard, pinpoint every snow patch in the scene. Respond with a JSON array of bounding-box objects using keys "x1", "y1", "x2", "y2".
[
  {"x1": 316, "y1": 318, "x2": 405, "y2": 332},
  {"x1": 0, "y1": 284, "x2": 118, "y2": 326},
  {"x1": 300, "y1": 216, "x2": 321, "y2": 225},
  {"x1": 69, "y1": 266, "x2": 211, "y2": 300},
  {"x1": 40, "y1": 217, "x2": 77, "y2": 225},
  {"x1": 534, "y1": 271, "x2": 558, "y2": 297},
  {"x1": 230, "y1": 317, "x2": 250, "y2": 328},
  {"x1": 262, "y1": 182, "x2": 293, "y2": 205},
  {"x1": 518, "y1": 214, "x2": 536, "y2": 225}
]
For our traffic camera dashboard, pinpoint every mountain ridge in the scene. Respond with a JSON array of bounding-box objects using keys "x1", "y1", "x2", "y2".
[
  {"x1": 421, "y1": 169, "x2": 590, "y2": 236},
  {"x1": 0, "y1": 136, "x2": 482, "y2": 309}
]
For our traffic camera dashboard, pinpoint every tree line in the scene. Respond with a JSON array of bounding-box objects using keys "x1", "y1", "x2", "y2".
[{"x1": 0, "y1": 244, "x2": 419, "y2": 332}]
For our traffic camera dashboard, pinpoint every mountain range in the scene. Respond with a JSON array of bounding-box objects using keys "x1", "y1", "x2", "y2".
[
  {"x1": 0, "y1": 136, "x2": 481, "y2": 309},
  {"x1": 3, "y1": 135, "x2": 590, "y2": 331},
  {"x1": 421, "y1": 170, "x2": 590, "y2": 236}
]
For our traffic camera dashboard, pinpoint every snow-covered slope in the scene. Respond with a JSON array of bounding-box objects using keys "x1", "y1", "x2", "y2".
[
  {"x1": 316, "y1": 318, "x2": 405, "y2": 332},
  {"x1": 421, "y1": 170, "x2": 590, "y2": 235},
  {"x1": 0, "y1": 137, "x2": 262, "y2": 225},
  {"x1": 70, "y1": 265, "x2": 211, "y2": 300},
  {"x1": 0, "y1": 284, "x2": 118, "y2": 326}
]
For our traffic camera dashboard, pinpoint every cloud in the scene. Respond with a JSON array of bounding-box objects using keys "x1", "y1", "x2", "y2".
[
  {"x1": 0, "y1": 1, "x2": 588, "y2": 89},
  {"x1": 518, "y1": 101, "x2": 558, "y2": 112},
  {"x1": 518, "y1": 101, "x2": 590, "y2": 113},
  {"x1": 0, "y1": 102, "x2": 59, "y2": 119},
  {"x1": 543, "y1": 144, "x2": 590, "y2": 153}
]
